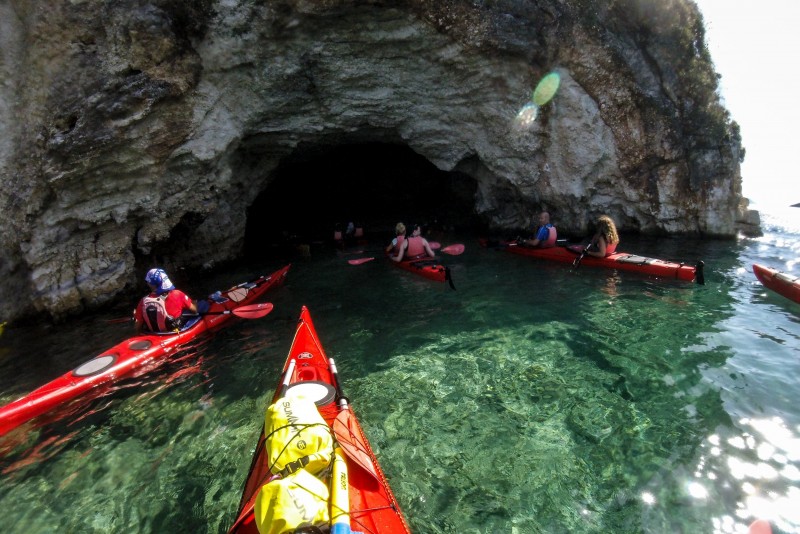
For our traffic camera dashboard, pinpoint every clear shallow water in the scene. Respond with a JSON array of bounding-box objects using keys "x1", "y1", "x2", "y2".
[{"x1": 0, "y1": 208, "x2": 798, "y2": 534}]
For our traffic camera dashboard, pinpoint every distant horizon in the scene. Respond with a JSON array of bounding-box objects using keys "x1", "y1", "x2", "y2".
[{"x1": 694, "y1": 0, "x2": 800, "y2": 211}]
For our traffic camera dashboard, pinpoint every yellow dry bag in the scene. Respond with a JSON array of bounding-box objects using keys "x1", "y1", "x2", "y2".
[
  {"x1": 254, "y1": 468, "x2": 330, "y2": 534},
  {"x1": 265, "y1": 394, "x2": 333, "y2": 477}
]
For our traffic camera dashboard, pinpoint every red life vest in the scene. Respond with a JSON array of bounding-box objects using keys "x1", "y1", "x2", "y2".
[
  {"x1": 605, "y1": 241, "x2": 617, "y2": 256},
  {"x1": 406, "y1": 236, "x2": 426, "y2": 257},
  {"x1": 141, "y1": 294, "x2": 177, "y2": 332},
  {"x1": 542, "y1": 226, "x2": 557, "y2": 248}
]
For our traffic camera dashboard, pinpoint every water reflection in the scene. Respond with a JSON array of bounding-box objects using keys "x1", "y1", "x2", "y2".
[{"x1": 688, "y1": 417, "x2": 800, "y2": 533}]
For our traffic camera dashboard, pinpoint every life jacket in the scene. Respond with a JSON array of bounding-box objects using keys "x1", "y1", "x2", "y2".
[
  {"x1": 406, "y1": 236, "x2": 426, "y2": 257},
  {"x1": 141, "y1": 293, "x2": 177, "y2": 332},
  {"x1": 542, "y1": 225, "x2": 557, "y2": 248},
  {"x1": 605, "y1": 241, "x2": 617, "y2": 256}
]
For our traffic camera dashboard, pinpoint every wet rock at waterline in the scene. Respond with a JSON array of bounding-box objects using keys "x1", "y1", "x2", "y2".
[{"x1": 0, "y1": 0, "x2": 759, "y2": 322}]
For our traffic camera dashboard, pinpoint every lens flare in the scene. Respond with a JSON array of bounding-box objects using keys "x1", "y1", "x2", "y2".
[
  {"x1": 513, "y1": 102, "x2": 538, "y2": 130},
  {"x1": 533, "y1": 71, "x2": 561, "y2": 106}
]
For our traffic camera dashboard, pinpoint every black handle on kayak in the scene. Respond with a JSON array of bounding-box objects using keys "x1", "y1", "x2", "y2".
[{"x1": 329, "y1": 358, "x2": 350, "y2": 410}]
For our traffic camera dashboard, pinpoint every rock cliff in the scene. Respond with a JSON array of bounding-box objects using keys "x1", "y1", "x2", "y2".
[{"x1": 0, "y1": 0, "x2": 760, "y2": 322}]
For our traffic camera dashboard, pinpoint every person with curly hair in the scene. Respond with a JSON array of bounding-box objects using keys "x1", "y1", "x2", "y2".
[{"x1": 585, "y1": 215, "x2": 620, "y2": 257}]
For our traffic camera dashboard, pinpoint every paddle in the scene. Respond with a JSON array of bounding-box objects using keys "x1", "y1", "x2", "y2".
[
  {"x1": 572, "y1": 245, "x2": 590, "y2": 268},
  {"x1": 215, "y1": 302, "x2": 274, "y2": 319},
  {"x1": 440, "y1": 244, "x2": 465, "y2": 255},
  {"x1": 108, "y1": 302, "x2": 274, "y2": 323},
  {"x1": 349, "y1": 244, "x2": 464, "y2": 265},
  {"x1": 328, "y1": 358, "x2": 380, "y2": 480},
  {"x1": 429, "y1": 241, "x2": 441, "y2": 250},
  {"x1": 347, "y1": 257, "x2": 375, "y2": 265}
]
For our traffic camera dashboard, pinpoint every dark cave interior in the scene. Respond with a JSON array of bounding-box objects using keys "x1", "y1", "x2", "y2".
[{"x1": 243, "y1": 142, "x2": 481, "y2": 256}]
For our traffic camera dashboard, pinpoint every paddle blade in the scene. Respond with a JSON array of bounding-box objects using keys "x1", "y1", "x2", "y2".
[
  {"x1": 348, "y1": 257, "x2": 375, "y2": 265},
  {"x1": 441, "y1": 244, "x2": 465, "y2": 255},
  {"x1": 333, "y1": 410, "x2": 379, "y2": 480},
  {"x1": 428, "y1": 241, "x2": 441, "y2": 250},
  {"x1": 748, "y1": 519, "x2": 773, "y2": 534},
  {"x1": 231, "y1": 302, "x2": 274, "y2": 319}
]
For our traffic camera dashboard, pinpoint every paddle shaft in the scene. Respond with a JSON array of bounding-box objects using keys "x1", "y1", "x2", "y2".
[
  {"x1": 274, "y1": 359, "x2": 297, "y2": 401},
  {"x1": 111, "y1": 301, "x2": 273, "y2": 324},
  {"x1": 351, "y1": 246, "x2": 463, "y2": 264},
  {"x1": 572, "y1": 244, "x2": 592, "y2": 268},
  {"x1": 109, "y1": 311, "x2": 239, "y2": 323}
]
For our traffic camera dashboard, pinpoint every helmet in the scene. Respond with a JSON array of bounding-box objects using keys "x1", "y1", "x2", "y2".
[{"x1": 144, "y1": 268, "x2": 176, "y2": 295}]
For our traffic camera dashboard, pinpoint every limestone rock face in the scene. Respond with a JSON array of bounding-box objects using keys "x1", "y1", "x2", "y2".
[{"x1": 0, "y1": 0, "x2": 759, "y2": 321}]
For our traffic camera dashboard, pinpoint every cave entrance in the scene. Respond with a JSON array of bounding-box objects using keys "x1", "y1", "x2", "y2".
[{"x1": 244, "y1": 142, "x2": 479, "y2": 259}]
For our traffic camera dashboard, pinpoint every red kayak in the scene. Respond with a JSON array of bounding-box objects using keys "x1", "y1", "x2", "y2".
[
  {"x1": 753, "y1": 263, "x2": 800, "y2": 304},
  {"x1": 0, "y1": 264, "x2": 290, "y2": 438},
  {"x1": 389, "y1": 254, "x2": 455, "y2": 289},
  {"x1": 483, "y1": 239, "x2": 703, "y2": 283},
  {"x1": 228, "y1": 306, "x2": 411, "y2": 534}
]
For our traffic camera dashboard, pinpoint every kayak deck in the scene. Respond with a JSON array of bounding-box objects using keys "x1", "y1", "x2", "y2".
[
  {"x1": 228, "y1": 306, "x2": 411, "y2": 534},
  {"x1": 483, "y1": 239, "x2": 703, "y2": 283},
  {"x1": 753, "y1": 263, "x2": 800, "y2": 304},
  {"x1": 0, "y1": 264, "x2": 290, "y2": 438},
  {"x1": 389, "y1": 254, "x2": 455, "y2": 288}
]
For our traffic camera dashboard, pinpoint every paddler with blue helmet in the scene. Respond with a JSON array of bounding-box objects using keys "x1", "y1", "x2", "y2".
[{"x1": 134, "y1": 268, "x2": 197, "y2": 333}]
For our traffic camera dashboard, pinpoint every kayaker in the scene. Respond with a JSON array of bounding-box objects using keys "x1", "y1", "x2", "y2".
[
  {"x1": 390, "y1": 223, "x2": 436, "y2": 262},
  {"x1": 134, "y1": 268, "x2": 198, "y2": 334},
  {"x1": 518, "y1": 211, "x2": 557, "y2": 248},
  {"x1": 385, "y1": 222, "x2": 407, "y2": 257},
  {"x1": 585, "y1": 214, "x2": 620, "y2": 257}
]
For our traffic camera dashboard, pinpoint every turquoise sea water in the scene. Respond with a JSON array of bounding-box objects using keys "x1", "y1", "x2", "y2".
[{"x1": 0, "y1": 207, "x2": 798, "y2": 533}]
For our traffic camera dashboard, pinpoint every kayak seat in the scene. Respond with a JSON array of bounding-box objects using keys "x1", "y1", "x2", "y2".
[
  {"x1": 209, "y1": 293, "x2": 229, "y2": 304},
  {"x1": 149, "y1": 315, "x2": 203, "y2": 336},
  {"x1": 180, "y1": 315, "x2": 203, "y2": 330},
  {"x1": 410, "y1": 260, "x2": 439, "y2": 269}
]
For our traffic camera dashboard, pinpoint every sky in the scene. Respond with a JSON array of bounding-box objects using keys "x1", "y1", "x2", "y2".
[{"x1": 693, "y1": 0, "x2": 800, "y2": 210}]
